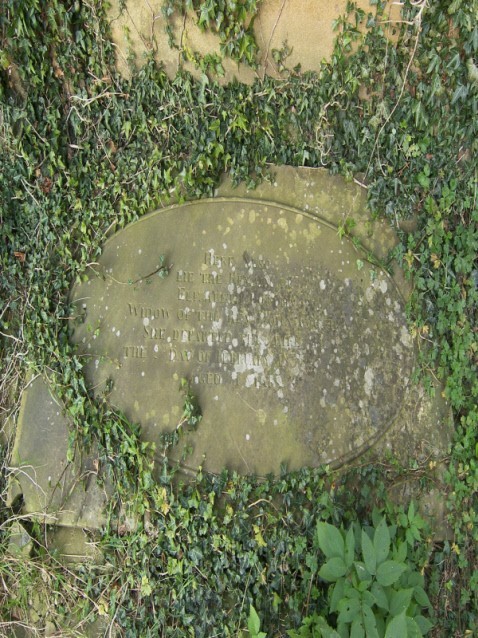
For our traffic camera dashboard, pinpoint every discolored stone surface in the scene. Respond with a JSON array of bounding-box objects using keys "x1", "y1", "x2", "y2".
[
  {"x1": 70, "y1": 198, "x2": 415, "y2": 475},
  {"x1": 108, "y1": 0, "x2": 401, "y2": 82},
  {"x1": 7, "y1": 376, "x2": 110, "y2": 528},
  {"x1": 8, "y1": 168, "x2": 453, "y2": 534}
]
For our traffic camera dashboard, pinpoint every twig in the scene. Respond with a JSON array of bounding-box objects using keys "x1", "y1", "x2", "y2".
[
  {"x1": 366, "y1": 3, "x2": 425, "y2": 178},
  {"x1": 262, "y1": 0, "x2": 288, "y2": 79},
  {"x1": 70, "y1": 90, "x2": 129, "y2": 105}
]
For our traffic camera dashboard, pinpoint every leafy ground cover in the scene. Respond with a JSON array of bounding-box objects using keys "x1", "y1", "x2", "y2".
[{"x1": 0, "y1": 0, "x2": 476, "y2": 635}]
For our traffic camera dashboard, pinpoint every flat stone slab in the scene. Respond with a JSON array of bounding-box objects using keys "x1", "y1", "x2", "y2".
[
  {"x1": 8, "y1": 168, "x2": 453, "y2": 531},
  {"x1": 70, "y1": 198, "x2": 414, "y2": 474},
  {"x1": 7, "y1": 376, "x2": 110, "y2": 528},
  {"x1": 108, "y1": 0, "x2": 401, "y2": 82}
]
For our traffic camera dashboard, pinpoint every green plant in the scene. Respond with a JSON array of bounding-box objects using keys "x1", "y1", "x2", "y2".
[
  {"x1": 288, "y1": 511, "x2": 433, "y2": 638},
  {"x1": 1, "y1": 0, "x2": 477, "y2": 634},
  {"x1": 243, "y1": 605, "x2": 267, "y2": 638},
  {"x1": 176, "y1": 378, "x2": 202, "y2": 430},
  {"x1": 163, "y1": 0, "x2": 260, "y2": 67}
]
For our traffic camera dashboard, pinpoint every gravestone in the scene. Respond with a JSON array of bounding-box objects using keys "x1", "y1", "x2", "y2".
[
  {"x1": 8, "y1": 167, "x2": 453, "y2": 531},
  {"x1": 70, "y1": 198, "x2": 413, "y2": 475},
  {"x1": 108, "y1": 0, "x2": 401, "y2": 82}
]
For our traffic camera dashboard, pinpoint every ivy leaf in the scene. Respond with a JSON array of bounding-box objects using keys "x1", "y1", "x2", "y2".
[
  {"x1": 376, "y1": 561, "x2": 407, "y2": 587},
  {"x1": 316, "y1": 522, "x2": 345, "y2": 559}
]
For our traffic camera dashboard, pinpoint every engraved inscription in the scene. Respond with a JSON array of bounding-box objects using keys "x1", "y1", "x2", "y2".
[{"x1": 70, "y1": 198, "x2": 415, "y2": 473}]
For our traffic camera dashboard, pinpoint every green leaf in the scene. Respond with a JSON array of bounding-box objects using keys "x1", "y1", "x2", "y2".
[
  {"x1": 354, "y1": 561, "x2": 371, "y2": 583},
  {"x1": 337, "y1": 596, "x2": 361, "y2": 623},
  {"x1": 350, "y1": 617, "x2": 365, "y2": 638},
  {"x1": 330, "y1": 578, "x2": 346, "y2": 613},
  {"x1": 385, "y1": 611, "x2": 408, "y2": 638},
  {"x1": 417, "y1": 173, "x2": 430, "y2": 189},
  {"x1": 319, "y1": 557, "x2": 348, "y2": 581},
  {"x1": 415, "y1": 615, "x2": 433, "y2": 635},
  {"x1": 371, "y1": 582, "x2": 389, "y2": 611},
  {"x1": 361, "y1": 530, "x2": 377, "y2": 575},
  {"x1": 413, "y1": 585, "x2": 431, "y2": 608},
  {"x1": 248, "y1": 605, "x2": 260, "y2": 635},
  {"x1": 308, "y1": 616, "x2": 341, "y2": 638},
  {"x1": 362, "y1": 591, "x2": 375, "y2": 608},
  {"x1": 395, "y1": 541, "x2": 408, "y2": 563},
  {"x1": 389, "y1": 588, "x2": 413, "y2": 617},
  {"x1": 377, "y1": 561, "x2": 407, "y2": 587},
  {"x1": 363, "y1": 604, "x2": 380, "y2": 638},
  {"x1": 345, "y1": 526, "x2": 356, "y2": 568},
  {"x1": 406, "y1": 617, "x2": 424, "y2": 638},
  {"x1": 373, "y1": 517, "x2": 391, "y2": 565},
  {"x1": 316, "y1": 522, "x2": 345, "y2": 559}
]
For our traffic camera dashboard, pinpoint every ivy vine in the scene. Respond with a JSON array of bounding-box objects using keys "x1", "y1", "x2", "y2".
[{"x1": 0, "y1": 0, "x2": 476, "y2": 635}]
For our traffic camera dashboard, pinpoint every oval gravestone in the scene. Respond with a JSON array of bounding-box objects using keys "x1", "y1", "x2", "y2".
[{"x1": 71, "y1": 198, "x2": 414, "y2": 474}]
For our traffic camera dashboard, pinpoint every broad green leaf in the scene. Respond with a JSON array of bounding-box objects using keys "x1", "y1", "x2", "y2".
[
  {"x1": 357, "y1": 580, "x2": 371, "y2": 593},
  {"x1": 330, "y1": 578, "x2": 345, "y2": 612},
  {"x1": 347, "y1": 586, "x2": 361, "y2": 600},
  {"x1": 337, "y1": 622, "x2": 349, "y2": 638},
  {"x1": 406, "y1": 617, "x2": 424, "y2": 638},
  {"x1": 395, "y1": 541, "x2": 408, "y2": 563},
  {"x1": 345, "y1": 526, "x2": 356, "y2": 568},
  {"x1": 413, "y1": 585, "x2": 431, "y2": 608},
  {"x1": 361, "y1": 591, "x2": 375, "y2": 608},
  {"x1": 363, "y1": 604, "x2": 380, "y2": 638},
  {"x1": 371, "y1": 582, "x2": 389, "y2": 611},
  {"x1": 415, "y1": 615, "x2": 434, "y2": 635},
  {"x1": 373, "y1": 517, "x2": 390, "y2": 565},
  {"x1": 311, "y1": 617, "x2": 341, "y2": 638},
  {"x1": 350, "y1": 616, "x2": 365, "y2": 638},
  {"x1": 248, "y1": 605, "x2": 260, "y2": 635},
  {"x1": 390, "y1": 588, "x2": 413, "y2": 617},
  {"x1": 316, "y1": 522, "x2": 345, "y2": 559},
  {"x1": 407, "y1": 572, "x2": 424, "y2": 588},
  {"x1": 385, "y1": 611, "x2": 408, "y2": 638},
  {"x1": 354, "y1": 561, "x2": 371, "y2": 583},
  {"x1": 361, "y1": 530, "x2": 377, "y2": 575},
  {"x1": 337, "y1": 596, "x2": 361, "y2": 623},
  {"x1": 376, "y1": 560, "x2": 407, "y2": 587},
  {"x1": 319, "y1": 557, "x2": 347, "y2": 581}
]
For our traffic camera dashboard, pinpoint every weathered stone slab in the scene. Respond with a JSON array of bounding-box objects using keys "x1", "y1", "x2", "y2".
[
  {"x1": 8, "y1": 168, "x2": 453, "y2": 535},
  {"x1": 70, "y1": 197, "x2": 415, "y2": 475},
  {"x1": 7, "y1": 375, "x2": 110, "y2": 528},
  {"x1": 216, "y1": 167, "x2": 453, "y2": 466},
  {"x1": 108, "y1": 0, "x2": 401, "y2": 82}
]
